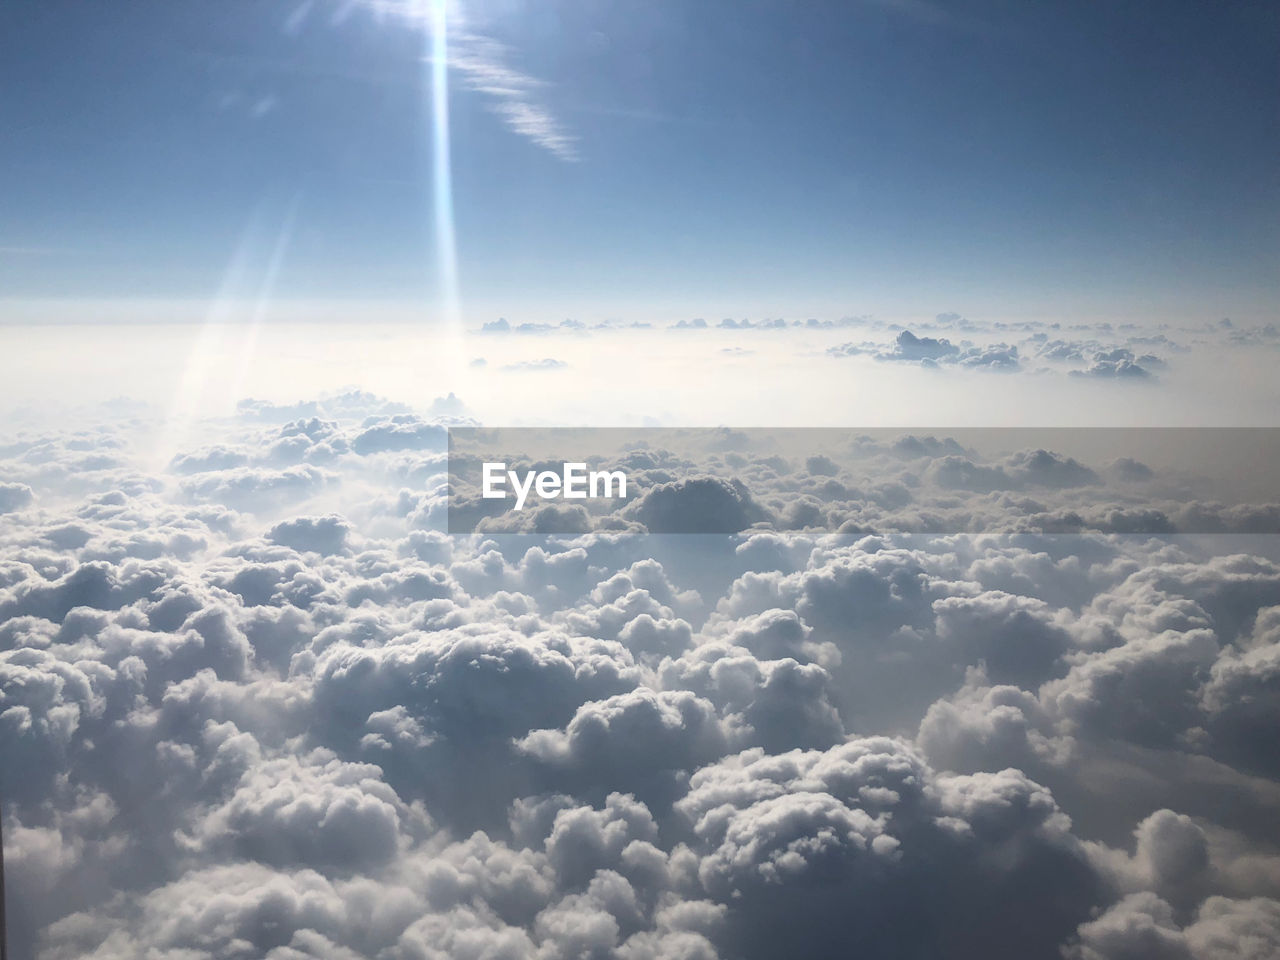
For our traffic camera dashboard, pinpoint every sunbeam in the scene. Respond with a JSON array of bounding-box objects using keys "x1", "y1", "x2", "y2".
[
  {"x1": 229, "y1": 187, "x2": 304, "y2": 410},
  {"x1": 429, "y1": 0, "x2": 462, "y2": 343}
]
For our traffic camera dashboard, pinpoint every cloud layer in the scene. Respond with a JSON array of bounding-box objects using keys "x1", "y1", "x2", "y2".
[{"x1": 2, "y1": 401, "x2": 1280, "y2": 959}]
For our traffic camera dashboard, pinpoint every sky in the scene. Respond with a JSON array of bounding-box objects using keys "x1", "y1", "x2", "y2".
[
  {"x1": 2, "y1": 0, "x2": 1278, "y2": 324},
  {"x1": 6, "y1": 6, "x2": 1280, "y2": 960}
]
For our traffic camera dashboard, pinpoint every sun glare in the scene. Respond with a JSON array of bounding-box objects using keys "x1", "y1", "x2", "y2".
[{"x1": 429, "y1": 0, "x2": 462, "y2": 344}]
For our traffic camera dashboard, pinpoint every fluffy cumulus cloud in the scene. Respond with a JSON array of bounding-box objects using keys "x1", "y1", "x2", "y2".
[
  {"x1": 828, "y1": 329, "x2": 1022, "y2": 370},
  {"x1": 448, "y1": 309, "x2": 1280, "y2": 402},
  {"x1": 3, "y1": 401, "x2": 1280, "y2": 958},
  {"x1": 469, "y1": 309, "x2": 1276, "y2": 378}
]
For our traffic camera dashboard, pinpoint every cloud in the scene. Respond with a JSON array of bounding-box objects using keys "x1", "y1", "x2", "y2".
[
  {"x1": 677, "y1": 739, "x2": 1101, "y2": 958},
  {"x1": 1064, "y1": 892, "x2": 1280, "y2": 960},
  {"x1": 622, "y1": 477, "x2": 769, "y2": 534},
  {"x1": 479, "y1": 319, "x2": 587, "y2": 335},
  {"x1": 1071, "y1": 356, "x2": 1157, "y2": 379},
  {"x1": 517, "y1": 687, "x2": 736, "y2": 806},
  {"x1": 449, "y1": 32, "x2": 579, "y2": 162},
  {"x1": 828, "y1": 329, "x2": 1022, "y2": 370},
  {"x1": 180, "y1": 464, "x2": 335, "y2": 510},
  {"x1": 180, "y1": 749, "x2": 425, "y2": 869},
  {"x1": 500, "y1": 358, "x2": 570, "y2": 372},
  {"x1": 427, "y1": 392, "x2": 468, "y2": 417},
  {"x1": 358, "y1": 2, "x2": 577, "y2": 160},
  {"x1": 0, "y1": 480, "x2": 34, "y2": 512},
  {"x1": 892, "y1": 329, "x2": 961, "y2": 361},
  {"x1": 5, "y1": 402, "x2": 1280, "y2": 958},
  {"x1": 268, "y1": 514, "x2": 352, "y2": 555}
]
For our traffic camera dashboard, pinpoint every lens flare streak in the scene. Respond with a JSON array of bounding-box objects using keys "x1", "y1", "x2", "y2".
[{"x1": 429, "y1": 0, "x2": 461, "y2": 336}]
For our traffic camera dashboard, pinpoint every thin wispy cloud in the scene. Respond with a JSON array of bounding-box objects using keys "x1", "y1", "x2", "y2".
[
  {"x1": 360, "y1": 0, "x2": 578, "y2": 161},
  {"x1": 449, "y1": 32, "x2": 578, "y2": 161}
]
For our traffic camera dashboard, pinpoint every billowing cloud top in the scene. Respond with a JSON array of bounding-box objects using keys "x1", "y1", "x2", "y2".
[{"x1": 2, "y1": 399, "x2": 1280, "y2": 959}]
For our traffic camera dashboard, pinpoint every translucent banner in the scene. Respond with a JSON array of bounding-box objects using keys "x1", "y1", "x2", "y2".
[{"x1": 446, "y1": 427, "x2": 1280, "y2": 535}]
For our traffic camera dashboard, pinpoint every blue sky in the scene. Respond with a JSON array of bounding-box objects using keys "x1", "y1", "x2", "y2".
[{"x1": 1, "y1": 0, "x2": 1276, "y2": 323}]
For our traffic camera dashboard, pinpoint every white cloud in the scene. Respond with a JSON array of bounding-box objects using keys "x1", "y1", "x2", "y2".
[
  {"x1": 359, "y1": 1, "x2": 578, "y2": 161},
  {"x1": 5, "y1": 404, "x2": 1280, "y2": 957}
]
